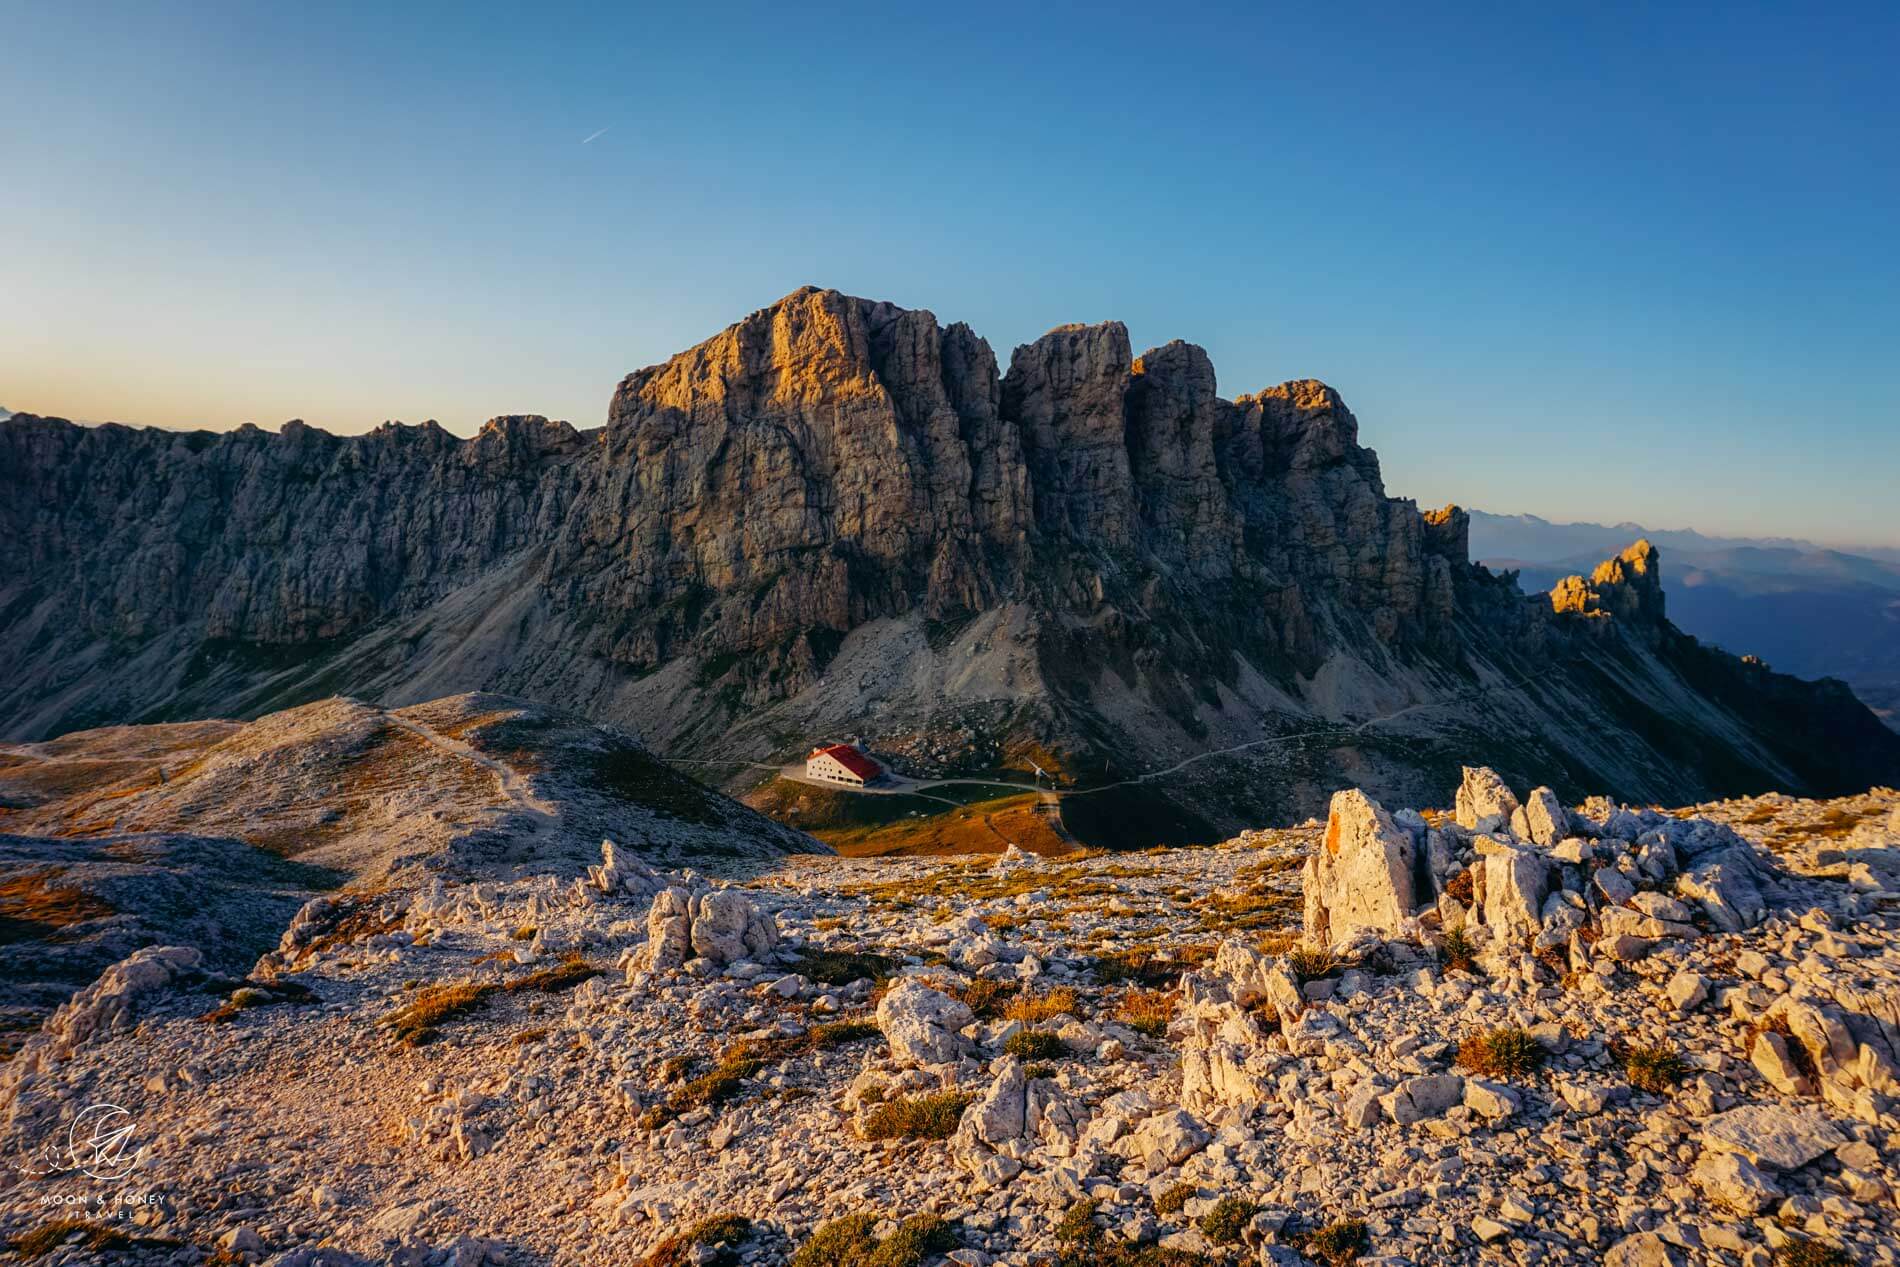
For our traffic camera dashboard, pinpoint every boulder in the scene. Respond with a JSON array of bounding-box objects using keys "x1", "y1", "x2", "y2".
[
  {"x1": 1518, "y1": 787, "x2": 1569, "y2": 846},
  {"x1": 1692, "y1": 1150, "x2": 1784, "y2": 1214},
  {"x1": 1604, "y1": 1232, "x2": 1678, "y2": 1267},
  {"x1": 587, "y1": 839, "x2": 666, "y2": 899},
  {"x1": 1463, "y1": 1079, "x2": 1520, "y2": 1121},
  {"x1": 1477, "y1": 838, "x2": 1548, "y2": 942},
  {"x1": 635, "y1": 885, "x2": 777, "y2": 971},
  {"x1": 1751, "y1": 1031, "x2": 1815, "y2": 1097},
  {"x1": 1701, "y1": 1104, "x2": 1848, "y2": 1171},
  {"x1": 1455, "y1": 766, "x2": 1520, "y2": 833},
  {"x1": 953, "y1": 1056, "x2": 1084, "y2": 1171},
  {"x1": 637, "y1": 888, "x2": 694, "y2": 972},
  {"x1": 1124, "y1": 1108, "x2": 1208, "y2": 1168},
  {"x1": 1380, "y1": 1074, "x2": 1464, "y2": 1125},
  {"x1": 1664, "y1": 971, "x2": 1709, "y2": 1012},
  {"x1": 1303, "y1": 790, "x2": 1417, "y2": 945},
  {"x1": 1207, "y1": 941, "x2": 1302, "y2": 1019},
  {"x1": 875, "y1": 978, "x2": 974, "y2": 1067},
  {"x1": 1178, "y1": 996, "x2": 1284, "y2": 1113},
  {"x1": 689, "y1": 889, "x2": 779, "y2": 964}
]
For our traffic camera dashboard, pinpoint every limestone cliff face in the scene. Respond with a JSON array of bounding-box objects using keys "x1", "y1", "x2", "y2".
[
  {"x1": 554, "y1": 289, "x2": 1031, "y2": 673},
  {"x1": 3, "y1": 287, "x2": 1896, "y2": 834},
  {"x1": 0, "y1": 413, "x2": 580, "y2": 646}
]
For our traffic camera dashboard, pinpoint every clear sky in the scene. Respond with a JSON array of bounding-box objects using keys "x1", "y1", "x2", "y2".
[{"x1": 4, "y1": 1, "x2": 1897, "y2": 548}]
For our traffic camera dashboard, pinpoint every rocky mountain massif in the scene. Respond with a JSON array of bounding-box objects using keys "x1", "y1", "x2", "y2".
[
  {"x1": 2, "y1": 759, "x2": 1896, "y2": 1266},
  {"x1": 5, "y1": 288, "x2": 1898, "y2": 843}
]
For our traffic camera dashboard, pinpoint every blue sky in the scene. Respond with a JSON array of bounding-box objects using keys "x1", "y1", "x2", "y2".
[{"x1": 4, "y1": 1, "x2": 1896, "y2": 547}]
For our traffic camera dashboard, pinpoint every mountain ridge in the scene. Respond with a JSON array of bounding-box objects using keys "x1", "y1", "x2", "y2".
[
  {"x1": 4, "y1": 287, "x2": 1897, "y2": 843},
  {"x1": 1471, "y1": 509, "x2": 1900, "y2": 728}
]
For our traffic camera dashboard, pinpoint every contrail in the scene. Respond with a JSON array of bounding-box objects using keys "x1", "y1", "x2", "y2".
[{"x1": 581, "y1": 127, "x2": 609, "y2": 145}]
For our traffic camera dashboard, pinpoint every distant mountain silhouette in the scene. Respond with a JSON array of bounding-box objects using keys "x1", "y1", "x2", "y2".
[{"x1": 1472, "y1": 511, "x2": 1900, "y2": 729}]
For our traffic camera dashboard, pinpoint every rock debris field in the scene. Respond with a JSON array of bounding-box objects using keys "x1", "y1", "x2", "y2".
[{"x1": 3, "y1": 774, "x2": 1899, "y2": 1267}]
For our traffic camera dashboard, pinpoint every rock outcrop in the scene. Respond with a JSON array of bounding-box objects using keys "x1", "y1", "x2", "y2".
[
  {"x1": 6, "y1": 287, "x2": 1899, "y2": 842},
  {"x1": 1302, "y1": 790, "x2": 1419, "y2": 944},
  {"x1": 875, "y1": 978, "x2": 974, "y2": 1067},
  {"x1": 1301, "y1": 765, "x2": 1793, "y2": 982},
  {"x1": 634, "y1": 886, "x2": 779, "y2": 972}
]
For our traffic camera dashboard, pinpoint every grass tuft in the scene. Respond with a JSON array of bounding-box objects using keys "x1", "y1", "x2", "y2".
[
  {"x1": 198, "y1": 976, "x2": 316, "y2": 1024},
  {"x1": 1301, "y1": 1219, "x2": 1370, "y2": 1267},
  {"x1": 1117, "y1": 989, "x2": 1175, "y2": 1038},
  {"x1": 1198, "y1": 1197, "x2": 1261, "y2": 1245},
  {"x1": 790, "y1": 1213, "x2": 955, "y2": 1267},
  {"x1": 503, "y1": 951, "x2": 602, "y2": 994},
  {"x1": 786, "y1": 948, "x2": 900, "y2": 986},
  {"x1": 1004, "y1": 986, "x2": 1079, "y2": 1024},
  {"x1": 810, "y1": 1018, "x2": 881, "y2": 1047},
  {"x1": 1455, "y1": 1028, "x2": 1547, "y2": 1079},
  {"x1": 10, "y1": 1220, "x2": 179, "y2": 1260},
  {"x1": 952, "y1": 977, "x2": 1019, "y2": 1019},
  {"x1": 1439, "y1": 927, "x2": 1477, "y2": 974},
  {"x1": 1003, "y1": 1029, "x2": 1066, "y2": 1060},
  {"x1": 1773, "y1": 1238, "x2": 1855, "y2": 1267},
  {"x1": 1616, "y1": 1041, "x2": 1690, "y2": 1094},
  {"x1": 383, "y1": 982, "x2": 492, "y2": 1046},
  {"x1": 1154, "y1": 1183, "x2": 1196, "y2": 1217},
  {"x1": 1287, "y1": 946, "x2": 1338, "y2": 982},
  {"x1": 1053, "y1": 1198, "x2": 1210, "y2": 1267},
  {"x1": 1093, "y1": 945, "x2": 1212, "y2": 989},
  {"x1": 858, "y1": 1091, "x2": 972, "y2": 1141},
  {"x1": 643, "y1": 1215, "x2": 753, "y2": 1267}
]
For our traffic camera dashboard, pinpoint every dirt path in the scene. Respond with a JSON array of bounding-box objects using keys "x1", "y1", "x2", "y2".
[{"x1": 383, "y1": 710, "x2": 561, "y2": 835}]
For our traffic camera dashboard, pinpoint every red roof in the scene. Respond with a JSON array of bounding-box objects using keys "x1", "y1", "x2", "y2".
[{"x1": 812, "y1": 744, "x2": 881, "y2": 780}]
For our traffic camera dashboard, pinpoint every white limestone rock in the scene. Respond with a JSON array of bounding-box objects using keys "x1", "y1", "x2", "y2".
[
  {"x1": 1692, "y1": 1149, "x2": 1784, "y2": 1214},
  {"x1": 1380, "y1": 1074, "x2": 1464, "y2": 1125},
  {"x1": 952, "y1": 1056, "x2": 1084, "y2": 1177},
  {"x1": 1519, "y1": 786, "x2": 1569, "y2": 847},
  {"x1": 1124, "y1": 1108, "x2": 1208, "y2": 1169},
  {"x1": 1455, "y1": 766, "x2": 1521, "y2": 833},
  {"x1": 588, "y1": 838, "x2": 666, "y2": 899},
  {"x1": 1302, "y1": 789, "x2": 1417, "y2": 945},
  {"x1": 1702, "y1": 1104, "x2": 1848, "y2": 1171},
  {"x1": 1476, "y1": 837, "x2": 1548, "y2": 943},
  {"x1": 689, "y1": 888, "x2": 779, "y2": 964},
  {"x1": 1604, "y1": 1231, "x2": 1678, "y2": 1267},
  {"x1": 637, "y1": 887, "x2": 694, "y2": 972},
  {"x1": 1751, "y1": 1031, "x2": 1815, "y2": 1097},
  {"x1": 876, "y1": 978, "x2": 974, "y2": 1067}
]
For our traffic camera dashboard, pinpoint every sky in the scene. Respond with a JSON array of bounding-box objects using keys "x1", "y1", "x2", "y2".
[{"x1": 3, "y1": 1, "x2": 1897, "y2": 549}]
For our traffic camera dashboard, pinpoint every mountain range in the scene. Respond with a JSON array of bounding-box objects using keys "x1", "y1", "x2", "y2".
[
  {"x1": 1471, "y1": 511, "x2": 1900, "y2": 728},
  {"x1": 4, "y1": 287, "x2": 1897, "y2": 846}
]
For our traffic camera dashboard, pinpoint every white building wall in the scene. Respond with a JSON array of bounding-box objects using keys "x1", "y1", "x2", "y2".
[{"x1": 805, "y1": 754, "x2": 864, "y2": 786}]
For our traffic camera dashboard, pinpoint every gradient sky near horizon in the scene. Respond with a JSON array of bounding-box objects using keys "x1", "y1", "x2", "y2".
[{"x1": 4, "y1": 1, "x2": 1897, "y2": 548}]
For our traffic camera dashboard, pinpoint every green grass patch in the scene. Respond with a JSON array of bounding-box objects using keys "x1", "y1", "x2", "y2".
[
  {"x1": 1301, "y1": 1219, "x2": 1370, "y2": 1267},
  {"x1": 790, "y1": 1213, "x2": 956, "y2": 1267},
  {"x1": 858, "y1": 1091, "x2": 972, "y2": 1141},
  {"x1": 786, "y1": 948, "x2": 900, "y2": 986},
  {"x1": 1004, "y1": 1029, "x2": 1066, "y2": 1060},
  {"x1": 1198, "y1": 1198, "x2": 1261, "y2": 1245},
  {"x1": 643, "y1": 1215, "x2": 753, "y2": 1267},
  {"x1": 1618, "y1": 1042, "x2": 1690, "y2": 1094}
]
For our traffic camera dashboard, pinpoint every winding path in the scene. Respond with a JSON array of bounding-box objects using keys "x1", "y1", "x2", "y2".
[{"x1": 382, "y1": 709, "x2": 561, "y2": 835}]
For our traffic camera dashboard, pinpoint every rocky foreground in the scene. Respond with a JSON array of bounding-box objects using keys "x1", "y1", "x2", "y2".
[{"x1": 2, "y1": 778, "x2": 1898, "y2": 1267}]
